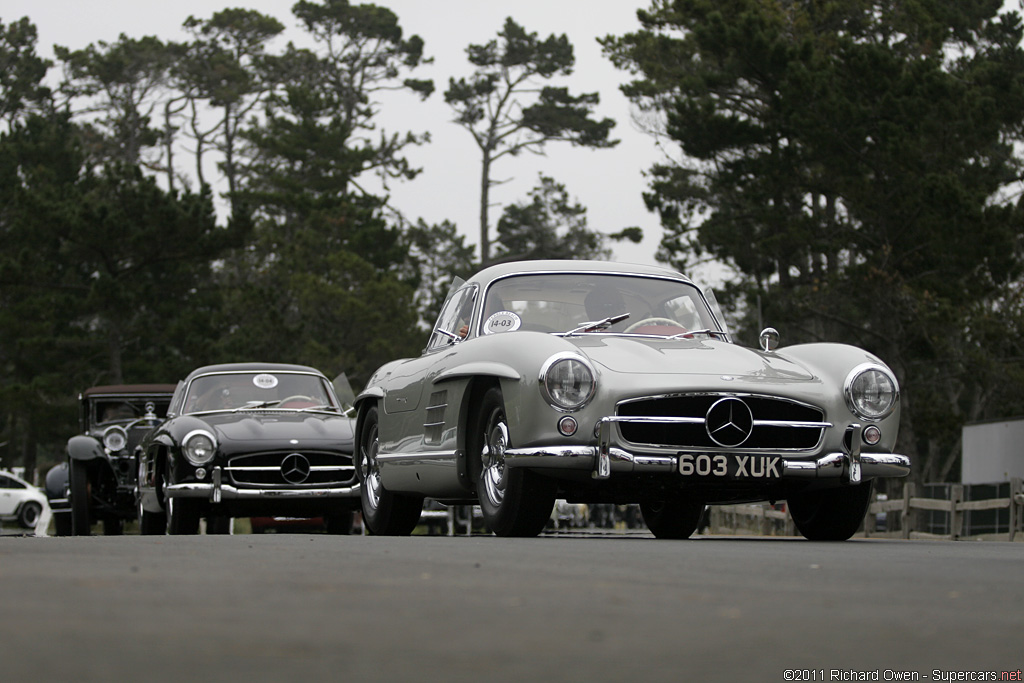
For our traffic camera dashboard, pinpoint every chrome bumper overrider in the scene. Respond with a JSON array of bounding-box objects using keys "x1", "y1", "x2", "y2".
[
  {"x1": 164, "y1": 467, "x2": 359, "y2": 503},
  {"x1": 503, "y1": 422, "x2": 909, "y2": 483}
]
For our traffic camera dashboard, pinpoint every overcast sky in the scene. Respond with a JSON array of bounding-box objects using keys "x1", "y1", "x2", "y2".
[{"x1": 3, "y1": 1, "x2": 699, "y2": 274}]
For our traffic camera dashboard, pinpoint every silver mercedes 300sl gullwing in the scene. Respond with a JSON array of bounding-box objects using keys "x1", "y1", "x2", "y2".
[{"x1": 354, "y1": 260, "x2": 909, "y2": 539}]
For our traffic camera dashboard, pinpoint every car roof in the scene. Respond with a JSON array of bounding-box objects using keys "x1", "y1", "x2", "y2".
[
  {"x1": 466, "y1": 259, "x2": 692, "y2": 287},
  {"x1": 182, "y1": 363, "x2": 326, "y2": 381},
  {"x1": 82, "y1": 384, "x2": 178, "y2": 397}
]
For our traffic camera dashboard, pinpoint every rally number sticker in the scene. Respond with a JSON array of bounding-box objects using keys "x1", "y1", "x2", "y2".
[
  {"x1": 252, "y1": 373, "x2": 279, "y2": 389},
  {"x1": 484, "y1": 311, "x2": 522, "y2": 335}
]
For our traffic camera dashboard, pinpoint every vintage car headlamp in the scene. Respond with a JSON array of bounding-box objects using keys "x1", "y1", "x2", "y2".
[
  {"x1": 102, "y1": 426, "x2": 128, "y2": 452},
  {"x1": 845, "y1": 364, "x2": 898, "y2": 421},
  {"x1": 540, "y1": 353, "x2": 596, "y2": 411},
  {"x1": 183, "y1": 429, "x2": 217, "y2": 466}
]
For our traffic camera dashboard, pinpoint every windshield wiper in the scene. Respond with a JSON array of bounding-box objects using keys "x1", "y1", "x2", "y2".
[
  {"x1": 667, "y1": 328, "x2": 728, "y2": 340},
  {"x1": 295, "y1": 404, "x2": 338, "y2": 413},
  {"x1": 564, "y1": 313, "x2": 630, "y2": 336}
]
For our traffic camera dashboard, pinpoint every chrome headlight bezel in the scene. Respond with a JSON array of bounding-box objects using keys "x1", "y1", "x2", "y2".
[
  {"x1": 844, "y1": 363, "x2": 899, "y2": 422},
  {"x1": 539, "y1": 353, "x2": 597, "y2": 412},
  {"x1": 182, "y1": 429, "x2": 218, "y2": 466},
  {"x1": 102, "y1": 426, "x2": 128, "y2": 452}
]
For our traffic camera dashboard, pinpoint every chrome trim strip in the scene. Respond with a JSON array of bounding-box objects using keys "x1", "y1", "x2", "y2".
[
  {"x1": 616, "y1": 391, "x2": 825, "y2": 413},
  {"x1": 224, "y1": 465, "x2": 354, "y2": 472},
  {"x1": 597, "y1": 415, "x2": 831, "y2": 429},
  {"x1": 754, "y1": 419, "x2": 832, "y2": 429},
  {"x1": 165, "y1": 482, "x2": 359, "y2": 500},
  {"x1": 602, "y1": 415, "x2": 705, "y2": 425},
  {"x1": 376, "y1": 450, "x2": 458, "y2": 463}
]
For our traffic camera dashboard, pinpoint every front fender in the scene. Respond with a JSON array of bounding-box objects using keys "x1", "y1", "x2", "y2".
[{"x1": 67, "y1": 435, "x2": 105, "y2": 461}]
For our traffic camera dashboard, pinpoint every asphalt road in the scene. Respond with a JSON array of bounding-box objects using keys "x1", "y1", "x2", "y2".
[{"x1": 1, "y1": 532, "x2": 1021, "y2": 683}]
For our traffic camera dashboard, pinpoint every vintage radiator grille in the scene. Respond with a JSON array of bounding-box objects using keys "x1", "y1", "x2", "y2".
[
  {"x1": 616, "y1": 394, "x2": 826, "y2": 451},
  {"x1": 225, "y1": 450, "x2": 356, "y2": 487}
]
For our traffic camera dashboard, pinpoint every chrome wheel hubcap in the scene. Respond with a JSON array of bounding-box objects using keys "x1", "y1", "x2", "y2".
[
  {"x1": 361, "y1": 425, "x2": 382, "y2": 511},
  {"x1": 482, "y1": 418, "x2": 509, "y2": 508}
]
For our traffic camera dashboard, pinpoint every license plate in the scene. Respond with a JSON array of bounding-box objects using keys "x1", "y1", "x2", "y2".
[{"x1": 677, "y1": 453, "x2": 782, "y2": 479}]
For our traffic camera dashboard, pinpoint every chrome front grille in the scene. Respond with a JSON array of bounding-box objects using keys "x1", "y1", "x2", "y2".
[
  {"x1": 225, "y1": 451, "x2": 356, "y2": 488},
  {"x1": 615, "y1": 394, "x2": 828, "y2": 451}
]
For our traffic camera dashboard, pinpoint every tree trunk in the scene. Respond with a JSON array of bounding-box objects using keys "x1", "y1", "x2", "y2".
[{"x1": 479, "y1": 151, "x2": 492, "y2": 266}]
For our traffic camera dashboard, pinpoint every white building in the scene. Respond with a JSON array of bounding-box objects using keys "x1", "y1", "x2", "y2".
[{"x1": 961, "y1": 418, "x2": 1024, "y2": 484}]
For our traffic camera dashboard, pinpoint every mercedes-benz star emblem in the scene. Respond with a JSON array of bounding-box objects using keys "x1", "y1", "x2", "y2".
[
  {"x1": 705, "y1": 397, "x2": 754, "y2": 448},
  {"x1": 281, "y1": 453, "x2": 311, "y2": 484}
]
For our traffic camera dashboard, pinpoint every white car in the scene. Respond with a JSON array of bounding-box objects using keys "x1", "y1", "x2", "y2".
[{"x1": 0, "y1": 470, "x2": 49, "y2": 531}]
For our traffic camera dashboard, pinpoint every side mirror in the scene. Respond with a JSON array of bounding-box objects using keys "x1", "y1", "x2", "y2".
[{"x1": 759, "y1": 327, "x2": 780, "y2": 352}]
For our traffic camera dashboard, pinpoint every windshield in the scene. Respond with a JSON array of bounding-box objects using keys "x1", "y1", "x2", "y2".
[
  {"x1": 93, "y1": 398, "x2": 172, "y2": 426},
  {"x1": 480, "y1": 273, "x2": 722, "y2": 337},
  {"x1": 182, "y1": 372, "x2": 337, "y2": 414}
]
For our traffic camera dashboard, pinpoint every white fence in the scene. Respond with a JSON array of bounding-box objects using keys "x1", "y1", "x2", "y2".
[{"x1": 709, "y1": 478, "x2": 1024, "y2": 541}]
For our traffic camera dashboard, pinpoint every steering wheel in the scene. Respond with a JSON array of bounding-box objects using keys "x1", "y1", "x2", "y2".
[
  {"x1": 276, "y1": 395, "x2": 319, "y2": 408},
  {"x1": 624, "y1": 317, "x2": 687, "y2": 334}
]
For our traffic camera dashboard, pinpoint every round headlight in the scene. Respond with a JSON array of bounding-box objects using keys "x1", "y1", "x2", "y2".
[
  {"x1": 540, "y1": 353, "x2": 596, "y2": 411},
  {"x1": 103, "y1": 426, "x2": 128, "y2": 452},
  {"x1": 845, "y1": 364, "x2": 898, "y2": 421},
  {"x1": 183, "y1": 430, "x2": 217, "y2": 466}
]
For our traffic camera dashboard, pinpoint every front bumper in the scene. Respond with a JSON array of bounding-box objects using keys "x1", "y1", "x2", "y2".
[
  {"x1": 504, "y1": 422, "x2": 909, "y2": 485},
  {"x1": 164, "y1": 466, "x2": 359, "y2": 503}
]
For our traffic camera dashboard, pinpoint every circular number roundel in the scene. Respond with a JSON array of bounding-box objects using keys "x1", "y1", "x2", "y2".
[
  {"x1": 253, "y1": 373, "x2": 279, "y2": 389},
  {"x1": 484, "y1": 311, "x2": 522, "y2": 335}
]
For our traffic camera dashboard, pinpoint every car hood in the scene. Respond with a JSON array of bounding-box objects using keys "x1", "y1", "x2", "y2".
[
  {"x1": 568, "y1": 336, "x2": 817, "y2": 384},
  {"x1": 195, "y1": 412, "x2": 354, "y2": 447}
]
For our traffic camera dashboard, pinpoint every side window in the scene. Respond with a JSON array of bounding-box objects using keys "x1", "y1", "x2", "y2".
[
  {"x1": 168, "y1": 381, "x2": 187, "y2": 417},
  {"x1": 0, "y1": 475, "x2": 24, "y2": 489},
  {"x1": 427, "y1": 286, "x2": 477, "y2": 351}
]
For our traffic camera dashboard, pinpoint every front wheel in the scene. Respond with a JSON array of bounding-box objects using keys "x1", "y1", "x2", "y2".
[
  {"x1": 640, "y1": 500, "x2": 705, "y2": 539},
  {"x1": 206, "y1": 515, "x2": 232, "y2": 534},
  {"x1": 788, "y1": 481, "x2": 873, "y2": 541},
  {"x1": 167, "y1": 497, "x2": 201, "y2": 535},
  {"x1": 17, "y1": 501, "x2": 42, "y2": 529},
  {"x1": 358, "y1": 405, "x2": 423, "y2": 535},
  {"x1": 103, "y1": 517, "x2": 124, "y2": 535},
  {"x1": 475, "y1": 388, "x2": 556, "y2": 537},
  {"x1": 69, "y1": 458, "x2": 92, "y2": 536},
  {"x1": 325, "y1": 510, "x2": 355, "y2": 535},
  {"x1": 139, "y1": 508, "x2": 166, "y2": 535}
]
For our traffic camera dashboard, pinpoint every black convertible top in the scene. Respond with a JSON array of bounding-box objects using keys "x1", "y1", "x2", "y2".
[{"x1": 82, "y1": 384, "x2": 177, "y2": 397}]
